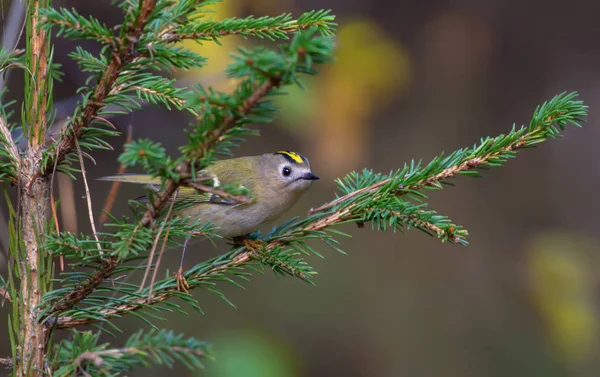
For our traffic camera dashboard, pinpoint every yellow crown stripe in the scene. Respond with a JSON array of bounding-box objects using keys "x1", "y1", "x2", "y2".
[{"x1": 277, "y1": 151, "x2": 304, "y2": 164}]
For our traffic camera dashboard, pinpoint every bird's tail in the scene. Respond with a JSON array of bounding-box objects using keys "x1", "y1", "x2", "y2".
[{"x1": 97, "y1": 174, "x2": 161, "y2": 185}]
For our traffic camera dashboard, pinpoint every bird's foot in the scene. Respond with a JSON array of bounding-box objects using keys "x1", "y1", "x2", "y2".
[
  {"x1": 174, "y1": 266, "x2": 190, "y2": 292},
  {"x1": 243, "y1": 238, "x2": 265, "y2": 252},
  {"x1": 232, "y1": 236, "x2": 265, "y2": 252}
]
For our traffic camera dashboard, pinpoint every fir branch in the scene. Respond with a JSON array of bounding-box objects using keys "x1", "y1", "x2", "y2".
[
  {"x1": 47, "y1": 258, "x2": 118, "y2": 314},
  {"x1": 51, "y1": 329, "x2": 210, "y2": 376},
  {"x1": 165, "y1": 10, "x2": 336, "y2": 43},
  {"x1": 41, "y1": 0, "x2": 157, "y2": 177},
  {"x1": 53, "y1": 208, "x2": 457, "y2": 328},
  {"x1": 0, "y1": 110, "x2": 19, "y2": 161},
  {"x1": 132, "y1": 84, "x2": 187, "y2": 109},
  {"x1": 54, "y1": 92, "x2": 586, "y2": 328},
  {"x1": 0, "y1": 111, "x2": 19, "y2": 182},
  {"x1": 40, "y1": 7, "x2": 114, "y2": 44},
  {"x1": 309, "y1": 92, "x2": 587, "y2": 215},
  {"x1": 369, "y1": 208, "x2": 464, "y2": 243}
]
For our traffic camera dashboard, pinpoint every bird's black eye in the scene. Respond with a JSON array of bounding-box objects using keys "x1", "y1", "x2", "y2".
[{"x1": 282, "y1": 166, "x2": 292, "y2": 177}]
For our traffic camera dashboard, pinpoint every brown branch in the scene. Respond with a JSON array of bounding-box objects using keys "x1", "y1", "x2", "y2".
[
  {"x1": 307, "y1": 129, "x2": 546, "y2": 216},
  {"x1": 41, "y1": 0, "x2": 157, "y2": 177},
  {"x1": 56, "y1": 202, "x2": 457, "y2": 328},
  {"x1": 48, "y1": 258, "x2": 118, "y2": 314},
  {"x1": 0, "y1": 357, "x2": 13, "y2": 368}
]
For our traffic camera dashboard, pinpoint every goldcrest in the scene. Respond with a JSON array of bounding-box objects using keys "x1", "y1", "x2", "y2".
[{"x1": 99, "y1": 151, "x2": 319, "y2": 238}]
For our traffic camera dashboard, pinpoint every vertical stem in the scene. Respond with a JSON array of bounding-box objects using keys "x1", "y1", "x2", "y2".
[
  {"x1": 25, "y1": 0, "x2": 49, "y2": 147},
  {"x1": 17, "y1": 160, "x2": 50, "y2": 377},
  {"x1": 16, "y1": 0, "x2": 53, "y2": 375}
]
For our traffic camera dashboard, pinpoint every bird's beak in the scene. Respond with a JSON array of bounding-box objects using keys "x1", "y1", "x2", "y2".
[{"x1": 302, "y1": 172, "x2": 320, "y2": 180}]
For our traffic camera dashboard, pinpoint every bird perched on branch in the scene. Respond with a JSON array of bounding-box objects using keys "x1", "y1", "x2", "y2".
[{"x1": 99, "y1": 151, "x2": 319, "y2": 292}]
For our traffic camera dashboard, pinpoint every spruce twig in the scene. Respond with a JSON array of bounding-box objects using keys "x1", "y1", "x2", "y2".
[
  {"x1": 0, "y1": 114, "x2": 19, "y2": 170},
  {"x1": 53, "y1": 92, "x2": 586, "y2": 328},
  {"x1": 40, "y1": 0, "x2": 157, "y2": 177}
]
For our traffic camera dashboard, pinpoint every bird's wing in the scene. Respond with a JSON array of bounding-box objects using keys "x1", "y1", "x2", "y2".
[
  {"x1": 98, "y1": 158, "x2": 254, "y2": 207},
  {"x1": 103, "y1": 171, "x2": 245, "y2": 207}
]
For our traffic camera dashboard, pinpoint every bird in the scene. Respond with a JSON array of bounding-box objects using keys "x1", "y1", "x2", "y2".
[{"x1": 99, "y1": 150, "x2": 319, "y2": 292}]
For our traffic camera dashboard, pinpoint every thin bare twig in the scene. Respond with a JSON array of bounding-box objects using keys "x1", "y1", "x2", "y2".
[
  {"x1": 49, "y1": 146, "x2": 65, "y2": 270},
  {"x1": 99, "y1": 124, "x2": 133, "y2": 225},
  {"x1": 75, "y1": 138, "x2": 103, "y2": 256},
  {"x1": 148, "y1": 193, "x2": 178, "y2": 297},
  {"x1": 140, "y1": 188, "x2": 178, "y2": 296}
]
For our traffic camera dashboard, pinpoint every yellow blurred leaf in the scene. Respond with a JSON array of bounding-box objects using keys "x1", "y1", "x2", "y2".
[
  {"x1": 527, "y1": 232, "x2": 599, "y2": 366},
  {"x1": 177, "y1": 1, "x2": 241, "y2": 91}
]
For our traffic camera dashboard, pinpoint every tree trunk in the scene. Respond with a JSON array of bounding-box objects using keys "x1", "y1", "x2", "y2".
[
  {"x1": 16, "y1": 0, "x2": 52, "y2": 372},
  {"x1": 16, "y1": 150, "x2": 50, "y2": 376}
]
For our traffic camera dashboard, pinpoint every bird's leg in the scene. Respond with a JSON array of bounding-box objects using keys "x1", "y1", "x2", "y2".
[
  {"x1": 232, "y1": 235, "x2": 265, "y2": 252},
  {"x1": 174, "y1": 237, "x2": 190, "y2": 292}
]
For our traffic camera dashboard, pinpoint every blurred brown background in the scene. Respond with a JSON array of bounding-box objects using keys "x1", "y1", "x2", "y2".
[{"x1": 2, "y1": 0, "x2": 600, "y2": 376}]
